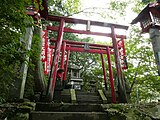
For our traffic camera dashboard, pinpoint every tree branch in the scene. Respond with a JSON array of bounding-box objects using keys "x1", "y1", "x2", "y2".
[
  {"x1": 67, "y1": 7, "x2": 109, "y2": 17},
  {"x1": 130, "y1": 62, "x2": 141, "y2": 92}
]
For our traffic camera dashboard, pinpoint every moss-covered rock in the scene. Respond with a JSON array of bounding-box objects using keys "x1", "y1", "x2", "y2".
[
  {"x1": 102, "y1": 102, "x2": 160, "y2": 120},
  {"x1": 0, "y1": 101, "x2": 35, "y2": 120}
]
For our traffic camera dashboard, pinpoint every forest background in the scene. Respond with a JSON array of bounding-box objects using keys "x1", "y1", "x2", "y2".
[{"x1": 0, "y1": 0, "x2": 160, "y2": 104}]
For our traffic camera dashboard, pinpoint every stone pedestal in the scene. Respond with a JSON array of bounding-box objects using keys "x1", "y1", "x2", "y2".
[{"x1": 149, "y1": 28, "x2": 160, "y2": 75}]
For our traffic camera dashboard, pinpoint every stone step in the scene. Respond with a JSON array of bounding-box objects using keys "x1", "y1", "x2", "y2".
[
  {"x1": 53, "y1": 89, "x2": 71, "y2": 103},
  {"x1": 76, "y1": 94, "x2": 101, "y2": 101},
  {"x1": 76, "y1": 91, "x2": 102, "y2": 104},
  {"x1": 76, "y1": 91, "x2": 98, "y2": 96},
  {"x1": 77, "y1": 99, "x2": 102, "y2": 104},
  {"x1": 61, "y1": 89, "x2": 70, "y2": 95},
  {"x1": 30, "y1": 111, "x2": 108, "y2": 120},
  {"x1": 35, "y1": 103, "x2": 104, "y2": 112}
]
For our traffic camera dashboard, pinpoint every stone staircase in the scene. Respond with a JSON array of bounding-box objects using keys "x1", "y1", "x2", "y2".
[
  {"x1": 30, "y1": 103, "x2": 108, "y2": 120},
  {"x1": 53, "y1": 89, "x2": 108, "y2": 103},
  {"x1": 30, "y1": 89, "x2": 108, "y2": 120},
  {"x1": 76, "y1": 90, "x2": 103, "y2": 104}
]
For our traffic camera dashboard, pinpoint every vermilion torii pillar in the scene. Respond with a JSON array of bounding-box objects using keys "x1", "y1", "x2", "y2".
[{"x1": 46, "y1": 19, "x2": 65, "y2": 101}]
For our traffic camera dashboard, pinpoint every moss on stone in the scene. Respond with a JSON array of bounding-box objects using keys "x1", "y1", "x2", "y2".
[{"x1": 102, "y1": 102, "x2": 160, "y2": 120}]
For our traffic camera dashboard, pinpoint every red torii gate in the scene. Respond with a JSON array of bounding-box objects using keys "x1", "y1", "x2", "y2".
[
  {"x1": 41, "y1": 15, "x2": 128, "y2": 103},
  {"x1": 25, "y1": 0, "x2": 128, "y2": 103}
]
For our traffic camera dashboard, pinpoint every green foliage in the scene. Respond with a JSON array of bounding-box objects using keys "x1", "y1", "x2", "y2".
[
  {"x1": 30, "y1": 31, "x2": 42, "y2": 63},
  {"x1": 48, "y1": 0, "x2": 81, "y2": 16},
  {"x1": 125, "y1": 26, "x2": 160, "y2": 102},
  {"x1": 142, "y1": 0, "x2": 154, "y2": 4},
  {"x1": 105, "y1": 0, "x2": 160, "y2": 102},
  {"x1": 132, "y1": 0, "x2": 155, "y2": 13},
  {"x1": 0, "y1": 0, "x2": 31, "y2": 102},
  {"x1": 24, "y1": 29, "x2": 44, "y2": 98},
  {"x1": 109, "y1": 1, "x2": 128, "y2": 17}
]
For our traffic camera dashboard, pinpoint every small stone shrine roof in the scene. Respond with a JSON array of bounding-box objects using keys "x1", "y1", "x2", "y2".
[
  {"x1": 69, "y1": 64, "x2": 81, "y2": 70},
  {"x1": 131, "y1": 2, "x2": 160, "y2": 24}
]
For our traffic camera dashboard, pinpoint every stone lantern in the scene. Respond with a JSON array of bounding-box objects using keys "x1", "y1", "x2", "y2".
[
  {"x1": 131, "y1": 0, "x2": 160, "y2": 75},
  {"x1": 67, "y1": 65, "x2": 83, "y2": 90}
]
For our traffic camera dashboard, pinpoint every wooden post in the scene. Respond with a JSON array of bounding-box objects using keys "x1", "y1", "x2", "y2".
[
  {"x1": 34, "y1": 27, "x2": 47, "y2": 94},
  {"x1": 111, "y1": 26, "x2": 127, "y2": 103},
  {"x1": 47, "y1": 19, "x2": 65, "y2": 101}
]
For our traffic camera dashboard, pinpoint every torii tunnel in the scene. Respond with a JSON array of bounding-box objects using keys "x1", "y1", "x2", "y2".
[
  {"x1": 40, "y1": 15, "x2": 129, "y2": 103},
  {"x1": 25, "y1": 0, "x2": 129, "y2": 103}
]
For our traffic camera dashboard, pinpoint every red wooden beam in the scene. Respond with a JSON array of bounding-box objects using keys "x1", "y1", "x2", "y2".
[
  {"x1": 106, "y1": 47, "x2": 116, "y2": 103},
  {"x1": 63, "y1": 49, "x2": 70, "y2": 81},
  {"x1": 100, "y1": 54, "x2": 108, "y2": 91},
  {"x1": 47, "y1": 26, "x2": 126, "y2": 39},
  {"x1": 111, "y1": 26, "x2": 127, "y2": 103},
  {"x1": 59, "y1": 42, "x2": 66, "y2": 80},
  {"x1": 60, "y1": 42, "x2": 66, "y2": 70},
  {"x1": 40, "y1": 0, "x2": 48, "y2": 19},
  {"x1": 47, "y1": 19, "x2": 65, "y2": 101},
  {"x1": 49, "y1": 48, "x2": 53, "y2": 71},
  {"x1": 48, "y1": 15, "x2": 128, "y2": 30},
  {"x1": 50, "y1": 45, "x2": 114, "y2": 54},
  {"x1": 50, "y1": 38, "x2": 113, "y2": 49},
  {"x1": 66, "y1": 46, "x2": 108, "y2": 54}
]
